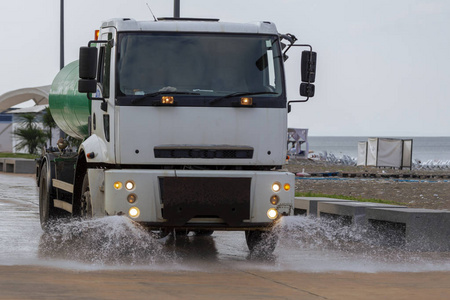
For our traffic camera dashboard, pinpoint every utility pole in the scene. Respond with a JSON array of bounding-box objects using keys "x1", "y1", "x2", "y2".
[
  {"x1": 59, "y1": 0, "x2": 66, "y2": 139},
  {"x1": 60, "y1": 0, "x2": 64, "y2": 70},
  {"x1": 174, "y1": 0, "x2": 180, "y2": 18}
]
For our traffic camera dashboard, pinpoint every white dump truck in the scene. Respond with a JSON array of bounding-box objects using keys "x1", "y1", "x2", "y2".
[{"x1": 37, "y1": 17, "x2": 316, "y2": 253}]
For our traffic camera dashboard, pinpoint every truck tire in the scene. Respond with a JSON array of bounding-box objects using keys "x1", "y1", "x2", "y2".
[
  {"x1": 39, "y1": 160, "x2": 58, "y2": 230},
  {"x1": 80, "y1": 172, "x2": 93, "y2": 218},
  {"x1": 245, "y1": 230, "x2": 278, "y2": 254}
]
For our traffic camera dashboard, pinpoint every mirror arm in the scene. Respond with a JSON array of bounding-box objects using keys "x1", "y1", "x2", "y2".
[
  {"x1": 283, "y1": 43, "x2": 313, "y2": 59},
  {"x1": 290, "y1": 44, "x2": 312, "y2": 51},
  {"x1": 283, "y1": 40, "x2": 312, "y2": 55},
  {"x1": 287, "y1": 99, "x2": 309, "y2": 113},
  {"x1": 280, "y1": 34, "x2": 295, "y2": 55},
  {"x1": 86, "y1": 93, "x2": 107, "y2": 112},
  {"x1": 288, "y1": 98, "x2": 309, "y2": 104}
]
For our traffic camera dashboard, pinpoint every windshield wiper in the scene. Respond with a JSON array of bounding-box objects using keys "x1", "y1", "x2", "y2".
[
  {"x1": 210, "y1": 91, "x2": 278, "y2": 105},
  {"x1": 131, "y1": 91, "x2": 200, "y2": 104}
]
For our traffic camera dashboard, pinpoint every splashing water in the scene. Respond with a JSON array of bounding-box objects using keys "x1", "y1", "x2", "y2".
[
  {"x1": 2, "y1": 173, "x2": 449, "y2": 273},
  {"x1": 275, "y1": 215, "x2": 388, "y2": 252},
  {"x1": 270, "y1": 216, "x2": 450, "y2": 272},
  {"x1": 38, "y1": 216, "x2": 171, "y2": 266},
  {"x1": 10, "y1": 213, "x2": 450, "y2": 272}
]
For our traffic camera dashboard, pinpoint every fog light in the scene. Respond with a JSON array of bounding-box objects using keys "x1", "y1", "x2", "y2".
[
  {"x1": 267, "y1": 208, "x2": 278, "y2": 220},
  {"x1": 114, "y1": 181, "x2": 122, "y2": 190},
  {"x1": 125, "y1": 180, "x2": 135, "y2": 191},
  {"x1": 127, "y1": 193, "x2": 137, "y2": 204},
  {"x1": 272, "y1": 182, "x2": 281, "y2": 192},
  {"x1": 270, "y1": 195, "x2": 279, "y2": 205},
  {"x1": 284, "y1": 183, "x2": 291, "y2": 191},
  {"x1": 129, "y1": 207, "x2": 140, "y2": 218}
]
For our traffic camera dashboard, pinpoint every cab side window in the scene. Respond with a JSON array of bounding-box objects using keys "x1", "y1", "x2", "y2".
[{"x1": 97, "y1": 33, "x2": 112, "y2": 98}]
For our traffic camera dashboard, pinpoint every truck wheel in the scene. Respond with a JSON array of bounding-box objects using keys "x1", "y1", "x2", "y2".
[
  {"x1": 245, "y1": 230, "x2": 278, "y2": 254},
  {"x1": 80, "y1": 172, "x2": 93, "y2": 218},
  {"x1": 39, "y1": 161, "x2": 58, "y2": 230},
  {"x1": 193, "y1": 230, "x2": 214, "y2": 236}
]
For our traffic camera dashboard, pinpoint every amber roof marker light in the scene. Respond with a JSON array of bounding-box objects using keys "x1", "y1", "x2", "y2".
[
  {"x1": 240, "y1": 97, "x2": 253, "y2": 106},
  {"x1": 161, "y1": 96, "x2": 175, "y2": 104}
]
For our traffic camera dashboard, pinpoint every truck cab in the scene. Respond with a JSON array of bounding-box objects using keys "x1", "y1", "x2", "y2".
[{"x1": 42, "y1": 18, "x2": 316, "y2": 253}]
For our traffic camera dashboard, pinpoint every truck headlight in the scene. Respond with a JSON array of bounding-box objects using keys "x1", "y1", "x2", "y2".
[
  {"x1": 272, "y1": 182, "x2": 281, "y2": 192},
  {"x1": 267, "y1": 208, "x2": 278, "y2": 220},
  {"x1": 125, "y1": 180, "x2": 135, "y2": 191},
  {"x1": 129, "y1": 207, "x2": 140, "y2": 218}
]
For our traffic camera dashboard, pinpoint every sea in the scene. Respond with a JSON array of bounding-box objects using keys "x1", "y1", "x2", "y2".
[{"x1": 307, "y1": 136, "x2": 450, "y2": 162}]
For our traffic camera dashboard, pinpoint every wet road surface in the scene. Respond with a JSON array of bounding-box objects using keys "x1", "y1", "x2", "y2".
[{"x1": 0, "y1": 172, "x2": 449, "y2": 299}]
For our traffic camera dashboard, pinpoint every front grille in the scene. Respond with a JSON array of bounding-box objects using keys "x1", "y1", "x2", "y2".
[
  {"x1": 159, "y1": 177, "x2": 251, "y2": 226},
  {"x1": 154, "y1": 147, "x2": 253, "y2": 159}
]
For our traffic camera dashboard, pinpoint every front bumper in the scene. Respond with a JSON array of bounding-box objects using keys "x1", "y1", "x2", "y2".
[{"x1": 104, "y1": 169, "x2": 294, "y2": 229}]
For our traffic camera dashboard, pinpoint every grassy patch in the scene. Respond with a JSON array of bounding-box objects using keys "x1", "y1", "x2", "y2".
[
  {"x1": 295, "y1": 191, "x2": 405, "y2": 206},
  {"x1": 0, "y1": 152, "x2": 39, "y2": 159}
]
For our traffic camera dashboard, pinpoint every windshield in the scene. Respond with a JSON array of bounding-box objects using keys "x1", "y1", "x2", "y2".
[{"x1": 116, "y1": 32, "x2": 284, "y2": 105}]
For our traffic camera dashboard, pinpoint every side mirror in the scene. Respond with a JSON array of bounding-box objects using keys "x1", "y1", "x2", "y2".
[
  {"x1": 78, "y1": 79, "x2": 97, "y2": 93},
  {"x1": 301, "y1": 50, "x2": 317, "y2": 83},
  {"x1": 78, "y1": 47, "x2": 98, "y2": 93},
  {"x1": 299, "y1": 50, "x2": 316, "y2": 98},
  {"x1": 287, "y1": 45, "x2": 317, "y2": 112},
  {"x1": 300, "y1": 83, "x2": 315, "y2": 97}
]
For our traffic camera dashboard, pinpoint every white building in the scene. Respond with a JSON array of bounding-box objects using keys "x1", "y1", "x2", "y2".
[
  {"x1": 0, "y1": 112, "x2": 13, "y2": 152},
  {"x1": 0, "y1": 86, "x2": 54, "y2": 154},
  {"x1": 7, "y1": 105, "x2": 59, "y2": 154}
]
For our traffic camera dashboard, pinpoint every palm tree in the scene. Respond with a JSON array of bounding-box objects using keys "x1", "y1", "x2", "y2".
[
  {"x1": 13, "y1": 113, "x2": 46, "y2": 155},
  {"x1": 67, "y1": 136, "x2": 83, "y2": 149},
  {"x1": 42, "y1": 106, "x2": 57, "y2": 147}
]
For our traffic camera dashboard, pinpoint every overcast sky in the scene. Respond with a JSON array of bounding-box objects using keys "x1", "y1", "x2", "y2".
[{"x1": 0, "y1": 0, "x2": 449, "y2": 136}]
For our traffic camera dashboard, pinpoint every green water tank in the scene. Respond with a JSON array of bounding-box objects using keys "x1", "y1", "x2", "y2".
[{"x1": 49, "y1": 60, "x2": 91, "y2": 140}]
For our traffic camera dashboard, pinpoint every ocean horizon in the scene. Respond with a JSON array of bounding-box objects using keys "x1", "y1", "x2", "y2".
[{"x1": 307, "y1": 136, "x2": 450, "y2": 161}]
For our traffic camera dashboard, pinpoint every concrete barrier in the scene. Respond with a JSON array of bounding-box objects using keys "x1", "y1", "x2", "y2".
[
  {"x1": 0, "y1": 158, "x2": 35, "y2": 174},
  {"x1": 366, "y1": 207, "x2": 450, "y2": 251},
  {"x1": 294, "y1": 197, "x2": 354, "y2": 217},
  {"x1": 5, "y1": 159, "x2": 15, "y2": 173},
  {"x1": 294, "y1": 197, "x2": 450, "y2": 251},
  {"x1": 317, "y1": 201, "x2": 407, "y2": 226}
]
